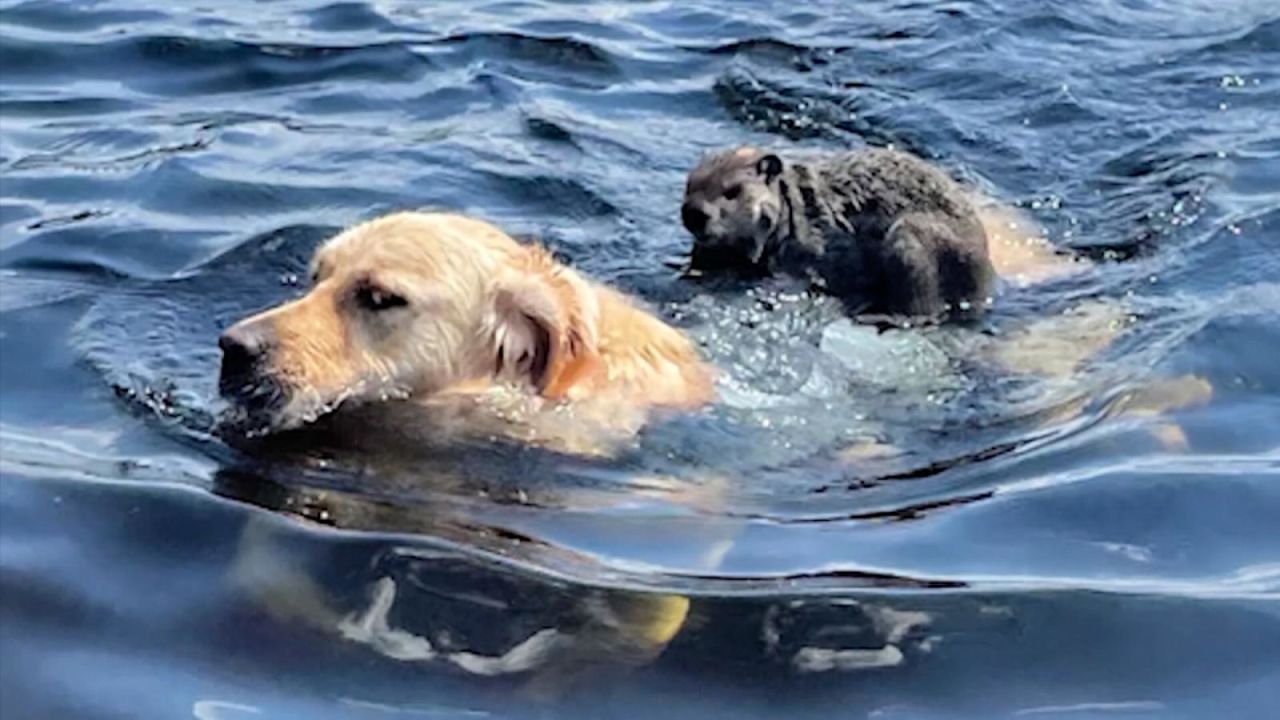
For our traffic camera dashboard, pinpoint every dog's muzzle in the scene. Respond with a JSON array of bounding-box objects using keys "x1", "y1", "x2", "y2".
[{"x1": 218, "y1": 320, "x2": 287, "y2": 419}]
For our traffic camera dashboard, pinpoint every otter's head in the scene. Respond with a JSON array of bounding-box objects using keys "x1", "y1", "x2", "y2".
[
  {"x1": 217, "y1": 212, "x2": 599, "y2": 434},
  {"x1": 681, "y1": 146, "x2": 785, "y2": 272}
]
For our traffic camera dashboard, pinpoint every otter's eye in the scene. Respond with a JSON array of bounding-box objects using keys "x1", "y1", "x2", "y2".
[
  {"x1": 355, "y1": 284, "x2": 407, "y2": 312},
  {"x1": 723, "y1": 185, "x2": 743, "y2": 200}
]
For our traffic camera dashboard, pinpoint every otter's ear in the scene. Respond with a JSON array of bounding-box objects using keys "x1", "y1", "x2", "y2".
[
  {"x1": 756, "y1": 154, "x2": 783, "y2": 182},
  {"x1": 489, "y1": 247, "x2": 599, "y2": 397}
]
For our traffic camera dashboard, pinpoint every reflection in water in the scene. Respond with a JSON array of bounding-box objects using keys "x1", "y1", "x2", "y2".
[
  {"x1": 223, "y1": 479, "x2": 946, "y2": 700},
  {"x1": 764, "y1": 599, "x2": 933, "y2": 673},
  {"x1": 221, "y1": 468, "x2": 711, "y2": 696},
  {"x1": 975, "y1": 200, "x2": 1087, "y2": 288}
]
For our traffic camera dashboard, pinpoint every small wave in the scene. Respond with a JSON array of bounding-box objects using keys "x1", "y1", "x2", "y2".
[
  {"x1": 0, "y1": 33, "x2": 434, "y2": 96},
  {"x1": 0, "y1": 96, "x2": 140, "y2": 118},
  {"x1": 435, "y1": 31, "x2": 621, "y2": 79},
  {"x1": 702, "y1": 37, "x2": 846, "y2": 71},
  {"x1": 10, "y1": 138, "x2": 212, "y2": 174},
  {"x1": 304, "y1": 2, "x2": 404, "y2": 35},
  {"x1": 1189, "y1": 16, "x2": 1280, "y2": 58},
  {"x1": 712, "y1": 65, "x2": 929, "y2": 154},
  {"x1": 469, "y1": 166, "x2": 620, "y2": 219},
  {"x1": 0, "y1": 0, "x2": 165, "y2": 34}
]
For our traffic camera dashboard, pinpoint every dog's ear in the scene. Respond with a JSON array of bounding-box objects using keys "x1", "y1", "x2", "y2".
[
  {"x1": 756, "y1": 154, "x2": 783, "y2": 182},
  {"x1": 489, "y1": 247, "x2": 599, "y2": 398}
]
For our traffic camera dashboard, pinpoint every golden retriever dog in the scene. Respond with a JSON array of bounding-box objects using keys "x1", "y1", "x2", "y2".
[{"x1": 218, "y1": 212, "x2": 716, "y2": 453}]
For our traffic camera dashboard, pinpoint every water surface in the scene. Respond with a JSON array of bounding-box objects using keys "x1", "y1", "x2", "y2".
[{"x1": 2, "y1": 1, "x2": 1280, "y2": 718}]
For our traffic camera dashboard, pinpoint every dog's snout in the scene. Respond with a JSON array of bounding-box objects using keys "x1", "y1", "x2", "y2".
[
  {"x1": 681, "y1": 202, "x2": 709, "y2": 237},
  {"x1": 218, "y1": 319, "x2": 288, "y2": 423},
  {"x1": 220, "y1": 323, "x2": 268, "y2": 370},
  {"x1": 218, "y1": 322, "x2": 274, "y2": 393}
]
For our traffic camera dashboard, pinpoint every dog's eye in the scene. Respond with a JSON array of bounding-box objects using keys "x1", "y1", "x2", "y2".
[
  {"x1": 723, "y1": 185, "x2": 742, "y2": 200},
  {"x1": 356, "y1": 285, "x2": 408, "y2": 312}
]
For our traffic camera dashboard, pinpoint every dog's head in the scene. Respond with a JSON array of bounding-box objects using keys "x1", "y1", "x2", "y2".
[
  {"x1": 217, "y1": 212, "x2": 600, "y2": 433},
  {"x1": 681, "y1": 146, "x2": 785, "y2": 272}
]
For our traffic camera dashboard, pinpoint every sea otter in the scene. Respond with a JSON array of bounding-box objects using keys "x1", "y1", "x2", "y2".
[{"x1": 681, "y1": 146, "x2": 996, "y2": 321}]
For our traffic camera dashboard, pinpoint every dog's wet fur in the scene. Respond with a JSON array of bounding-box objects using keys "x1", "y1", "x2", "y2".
[
  {"x1": 218, "y1": 212, "x2": 715, "y2": 454},
  {"x1": 682, "y1": 146, "x2": 998, "y2": 322}
]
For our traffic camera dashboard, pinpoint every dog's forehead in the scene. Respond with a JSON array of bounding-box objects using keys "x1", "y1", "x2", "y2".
[
  {"x1": 321, "y1": 224, "x2": 406, "y2": 258},
  {"x1": 313, "y1": 228, "x2": 416, "y2": 278},
  {"x1": 319, "y1": 215, "x2": 447, "y2": 262},
  {"x1": 311, "y1": 212, "x2": 518, "y2": 286}
]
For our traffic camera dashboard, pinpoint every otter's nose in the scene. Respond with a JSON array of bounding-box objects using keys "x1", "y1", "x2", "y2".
[
  {"x1": 681, "y1": 202, "x2": 709, "y2": 237},
  {"x1": 218, "y1": 321, "x2": 273, "y2": 395}
]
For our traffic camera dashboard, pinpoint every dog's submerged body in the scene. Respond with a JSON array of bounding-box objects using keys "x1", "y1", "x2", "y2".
[
  {"x1": 218, "y1": 212, "x2": 715, "y2": 453},
  {"x1": 682, "y1": 146, "x2": 997, "y2": 320}
]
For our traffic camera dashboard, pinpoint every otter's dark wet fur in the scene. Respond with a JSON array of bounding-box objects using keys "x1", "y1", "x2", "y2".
[{"x1": 681, "y1": 146, "x2": 996, "y2": 321}]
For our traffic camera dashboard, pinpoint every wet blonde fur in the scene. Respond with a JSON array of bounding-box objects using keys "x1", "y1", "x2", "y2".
[{"x1": 224, "y1": 212, "x2": 715, "y2": 452}]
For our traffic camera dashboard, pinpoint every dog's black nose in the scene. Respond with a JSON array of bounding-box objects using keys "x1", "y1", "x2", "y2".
[
  {"x1": 218, "y1": 322, "x2": 272, "y2": 395},
  {"x1": 681, "y1": 203, "x2": 708, "y2": 237}
]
